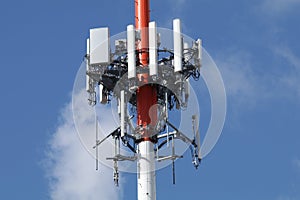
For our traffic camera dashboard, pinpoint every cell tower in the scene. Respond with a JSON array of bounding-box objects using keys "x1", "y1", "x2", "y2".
[{"x1": 85, "y1": 0, "x2": 202, "y2": 199}]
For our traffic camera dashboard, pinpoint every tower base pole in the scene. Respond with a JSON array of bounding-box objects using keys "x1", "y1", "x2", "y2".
[{"x1": 137, "y1": 141, "x2": 156, "y2": 200}]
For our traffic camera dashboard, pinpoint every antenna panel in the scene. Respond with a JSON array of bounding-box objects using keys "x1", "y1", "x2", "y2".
[
  {"x1": 173, "y1": 19, "x2": 182, "y2": 72},
  {"x1": 90, "y1": 27, "x2": 110, "y2": 65},
  {"x1": 127, "y1": 25, "x2": 136, "y2": 79},
  {"x1": 149, "y1": 21, "x2": 158, "y2": 76},
  {"x1": 99, "y1": 84, "x2": 107, "y2": 104},
  {"x1": 197, "y1": 38, "x2": 202, "y2": 68}
]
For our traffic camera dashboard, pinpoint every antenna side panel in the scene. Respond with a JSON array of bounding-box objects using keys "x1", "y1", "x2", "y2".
[
  {"x1": 149, "y1": 21, "x2": 158, "y2": 76},
  {"x1": 173, "y1": 19, "x2": 182, "y2": 72},
  {"x1": 86, "y1": 38, "x2": 90, "y2": 91},
  {"x1": 197, "y1": 38, "x2": 202, "y2": 68},
  {"x1": 120, "y1": 90, "x2": 126, "y2": 138},
  {"x1": 127, "y1": 25, "x2": 136, "y2": 79}
]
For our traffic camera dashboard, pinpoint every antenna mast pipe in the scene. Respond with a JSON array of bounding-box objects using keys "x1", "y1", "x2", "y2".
[
  {"x1": 135, "y1": 0, "x2": 157, "y2": 199},
  {"x1": 135, "y1": 0, "x2": 157, "y2": 129}
]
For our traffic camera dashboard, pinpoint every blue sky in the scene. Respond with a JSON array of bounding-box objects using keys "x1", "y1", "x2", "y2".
[{"x1": 0, "y1": 0, "x2": 300, "y2": 199}]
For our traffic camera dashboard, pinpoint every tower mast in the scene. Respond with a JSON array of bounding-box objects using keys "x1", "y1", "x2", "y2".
[
  {"x1": 86, "y1": 1, "x2": 203, "y2": 199},
  {"x1": 135, "y1": 0, "x2": 157, "y2": 199}
]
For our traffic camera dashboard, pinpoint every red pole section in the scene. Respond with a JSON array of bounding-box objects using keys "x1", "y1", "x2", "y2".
[
  {"x1": 135, "y1": 0, "x2": 149, "y2": 65},
  {"x1": 135, "y1": 0, "x2": 157, "y2": 137}
]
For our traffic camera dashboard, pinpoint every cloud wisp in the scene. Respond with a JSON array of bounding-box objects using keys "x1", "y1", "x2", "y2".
[
  {"x1": 216, "y1": 51, "x2": 267, "y2": 108},
  {"x1": 261, "y1": 0, "x2": 300, "y2": 15},
  {"x1": 274, "y1": 46, "x2": 300, "y2": 99},
  {"x1": 44, "y1": 91, "x2": 122, "y2": 200},
  {"x1": 216, "y1": 45, "x2": 300, "y2": 108}
]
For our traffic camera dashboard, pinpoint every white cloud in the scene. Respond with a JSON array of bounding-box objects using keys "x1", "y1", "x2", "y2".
[
  {"x1": 215, "y1": 46, "x2": 300, "y2": 108},
  {"x1": 216, "y1": 51, "x2": 267, "y2": 108},
  {"x1": 275, "y1": 47, "x2": 300, "y2": 69},
  {"x1": 44, "y1": 90, "x2": 122, "y2": 200},
  {"x1": 261, "y1": 0, "x2": 300, "y2": 15},
  {"x1": 172, "y1": 0, "x2": 186, "y2": 7},
  {"x1": 273, "y1": 46, "x2": 300, "y2": 98},
  {"x1": 168, "y1": 0, "x2": 188, "y2": 14},
  {"x1": 277, "y1": 196, "x2": 298, "y2": 200}
]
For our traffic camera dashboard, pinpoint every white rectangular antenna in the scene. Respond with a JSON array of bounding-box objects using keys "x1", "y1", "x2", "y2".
[
  {"x1": 86, "y1": 38, "x2": 90, "y2": 91},
  {"x1": 118, "y1": 98, "x2": 121, "y2": 114},
  {"x1": 149, "y1": 21, "x2": 158, "y2": 76},
  {"x1": 127, "y1": 25, "x2": 136, "y2": 79},
  {"x1": 120, "y1": 90, "x2": 126, "y2": 138},
  {"x1": 90, "y1": 27, "x2": 110, "y2": 65},
  {"x1": 99, "y1": 84, "x2": 107, "y2": 104},
  {"x1": 197, "y1": 38, "x2": 202, "y2": 68},
  {"x1": 173, "y1": 19, "x2": 182, "y2": 72}
]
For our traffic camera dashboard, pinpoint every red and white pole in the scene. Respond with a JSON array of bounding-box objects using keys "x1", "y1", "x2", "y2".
[{"x1": 135, "y1": 0, "x2": 157, "y2": 199}]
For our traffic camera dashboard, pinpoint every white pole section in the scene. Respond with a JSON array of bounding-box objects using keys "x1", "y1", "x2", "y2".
[
  {"x1": 173, "y1": 19, "x2": 182, "y2": 72},
  {"x1": 137, "y1": 141, "x2": 156, "y2": 200},
  {"x1": 127, "y1": 25, "x2": 136, "y2": 79}
]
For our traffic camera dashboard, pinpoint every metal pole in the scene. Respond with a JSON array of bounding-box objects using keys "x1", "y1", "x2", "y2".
[{"x1": 135, "y1": 0, "x2": 157, "y2": 199}]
